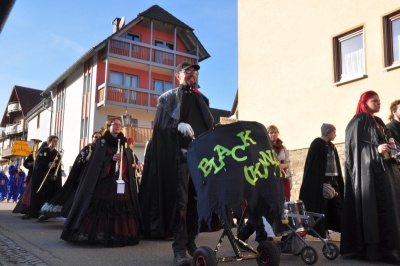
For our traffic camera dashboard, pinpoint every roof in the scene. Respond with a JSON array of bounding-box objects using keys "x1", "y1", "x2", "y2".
[
  {"x1": 43, "y1": 5, "x2": 210, "y2": 95},
  {"x1": 1, "y1": 86, "x2": 43, "y2": 127},
  {"x1": 209, "y1": 108, "x2": 231, "y2": 124},
  {"x1": 138, "y1": 5, "x2": 193, "y2": 31}
]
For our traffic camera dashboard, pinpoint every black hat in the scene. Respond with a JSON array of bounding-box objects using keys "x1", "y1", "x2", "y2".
[{"x1": 176, "y1": 61, "x2": 200, "y2": 72}]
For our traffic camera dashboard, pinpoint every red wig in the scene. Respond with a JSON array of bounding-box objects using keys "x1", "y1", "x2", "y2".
[{"x1": 356, "y1": 90, "x2": 378, "y2": 115}]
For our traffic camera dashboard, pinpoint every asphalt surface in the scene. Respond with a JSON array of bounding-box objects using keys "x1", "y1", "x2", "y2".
[{"x1": 0, "y1": 202, "x2": 392, "y2": 266}]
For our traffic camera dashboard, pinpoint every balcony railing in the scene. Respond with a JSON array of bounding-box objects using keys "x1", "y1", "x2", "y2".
[
  {"x1": 7, "y1": 102, "x2": 21, "y2": 114},
  {"x1": 98, "y1": 84, "x2": 161, "y2": 109},
  {"x1": 5, "y1": 122, "x2": 26, "y2": 135},
  {"x1": 125, "y1": 126, "x2": 153, "y2": 145},
  {"x1": 109, "y1": 39, "x2": 197, "y2": 67}
]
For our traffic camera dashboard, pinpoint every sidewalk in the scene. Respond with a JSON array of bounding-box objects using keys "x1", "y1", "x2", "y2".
[{"x1": 0, "y1": 202, "x2": 48, "y2": 265}]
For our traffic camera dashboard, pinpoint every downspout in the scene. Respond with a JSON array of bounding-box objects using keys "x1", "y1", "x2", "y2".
[
  {"x1": 173, "y1": 27, "x2": 177, "y2": 88},
  {"x1": 104, "y1": 41, "x2": 110, "y2": 107},
  {"x1": 49, "y1": 91, "x2": 54, "y2": 136}
]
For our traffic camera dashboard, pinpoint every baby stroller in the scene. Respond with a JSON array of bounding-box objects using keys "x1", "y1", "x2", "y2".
[
  {"x1": 186, "y1": 121, "x2": 285, "y2": 266},
  {"x1": 192, "y1": 212, "x2": 281, "y2": 266},
  {"x1": 278, "y1": 200, "x2": 339, "y2": 265}
]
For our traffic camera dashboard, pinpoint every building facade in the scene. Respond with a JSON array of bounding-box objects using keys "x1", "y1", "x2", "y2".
[
  {"x1": 238, "y1": 1, "x2": 400, "y2": 200},
  {"x1": 24, "y1": 5, "x2": 213, "y2": 176},
  {"x1": 0, "y1": 86, "x2": 43, "y2": 168}
]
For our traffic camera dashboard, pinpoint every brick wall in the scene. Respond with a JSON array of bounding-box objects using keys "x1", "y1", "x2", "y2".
[{"x1": 289, "y1": 142, "x2": 345, "y2": 201}]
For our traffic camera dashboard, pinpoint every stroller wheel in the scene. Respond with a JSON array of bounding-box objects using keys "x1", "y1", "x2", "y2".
[
  {"x1": 301, "y1": 246, "x2": 318, "y2": 265},
  {"x1": 193, "y1": 246, "x2": 217, "y2": 266},
  {"x1": 322, "y1": 242, "x2": 339, "y2": 260},
  {"x1": 256, "y1": 241, "x2": 281, "y2": 266}
]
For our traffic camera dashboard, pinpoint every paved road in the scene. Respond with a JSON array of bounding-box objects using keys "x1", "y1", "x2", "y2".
[{"x1": 0, "y1": 202, "x2": 389, "y2": 265}]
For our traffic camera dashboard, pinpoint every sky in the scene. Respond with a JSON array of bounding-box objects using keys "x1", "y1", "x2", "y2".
[{"x1": 0, "y1": 0, "x2": 237, "y2": 113}]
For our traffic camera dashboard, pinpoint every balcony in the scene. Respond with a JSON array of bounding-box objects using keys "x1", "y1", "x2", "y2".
[
  {"x1": 7, "y1": 102, "x2": 21, "y2": 114},
  {"x1": 97, "y1": 84, "x2": 160, "y2": 110},
  {"x1": 5, "y1": 122, "x2": 26, "y2": 135},
  {"x1": 125, "y1": 126, "x2": 153, "y2": 145},
  {"x1": 109, "y1": 38, "x2": 197, "y2": 69}
]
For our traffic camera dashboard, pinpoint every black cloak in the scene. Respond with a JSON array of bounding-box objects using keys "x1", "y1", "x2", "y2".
[
  {"x1": 139, "y1": 87, "x2": 214, "y2": 238},
  {"x1": 61, "y1": 131, "x2": 141, "y2": 245},
  {"x1": 386, "y1": 119, "x2": 400, "y2": 146},
  {"x1": 299, "y1": 137, "x2": 344, "y2": 238},
  {"x1": 40, "y1": 143, "x2": 93, "y2": 218},
  {"x1": 341, "y1": 113, "x2": 400, "y2": 255},
  {"x1": 29, "y1": 147, "x2": 62, "y2": 218}
]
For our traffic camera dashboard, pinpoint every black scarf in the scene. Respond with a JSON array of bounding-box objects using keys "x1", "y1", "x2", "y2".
[{"x1": 102, "y1": 130, "x2": 126, "y2": 149}]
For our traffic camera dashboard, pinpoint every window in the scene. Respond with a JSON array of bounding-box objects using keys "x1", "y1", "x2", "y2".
[
  {"x1": 123, "y1": 33, "x2": 140, "y2": 42},
  {"x1": 125, "y1": 74, "x2": 139, "y2": 88},
  {"x1": 123, "y1": 33, "x2": 141, "y2": 53},
  {"x1": 153, "y1": 80, "x2": 173, "y2": 93},
  {"x1": 155, "y1": 40, "x2": 173, "y2": 50},
  {"x1": 383, "y1": 11, "x2": 400, "y2": 67},
  {"x1": 333, "y1": 27, "x2": 365, "y2": 83},
  {"x1": 154, "y1": 40, "x2": 174, "y2": 64},
  {"x1": 110, "y1": 72, "x2": 139, "y2": 88},
  {"x1": 37, "y1": 113, "x2": 40, "y2": 129},
  {"x1": 110, "y1": 72, "x2": 124, "y2": 85}
]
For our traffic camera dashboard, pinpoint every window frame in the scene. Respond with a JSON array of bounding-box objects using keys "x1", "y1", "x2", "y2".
[
  {"x1": 383, "y1": 10, "x2": 400, "y2": 69},
  {"x1": 332, "y1": 26, "x2": 366, "y2": 84},
  {"x1": 123, "y1": 33, "x2": 140, "y2": 42}
]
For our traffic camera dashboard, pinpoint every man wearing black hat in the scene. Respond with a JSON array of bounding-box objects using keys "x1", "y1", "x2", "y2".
[{"x1": 139, "y1": 61, "x2": 214, "y2": 266}]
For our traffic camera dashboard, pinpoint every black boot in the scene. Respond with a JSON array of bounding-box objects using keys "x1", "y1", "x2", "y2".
[
  {"x1": 381, "y1": 249, "x2": 400, "y2": 264},
  {"x1": 174, "y1": 252, "x2": 190, "y2": 266},
  {"x1": 237, "y1": 223, "x2": 255, "y2": 242},
  {"x1": 186, "y1": 242, "x2": 197, "y2": 257}
]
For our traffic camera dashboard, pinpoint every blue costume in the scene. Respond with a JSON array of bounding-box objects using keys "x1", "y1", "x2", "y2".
[
  {"x1": 0, "y1": 170, "x2": 9, "y2": 201},
  {"x1": 17, "y1": 169, "x2": 27, "y2": 202},
  {"x1": 7, "y1": 162, "x2": 20, "y2": 203}
]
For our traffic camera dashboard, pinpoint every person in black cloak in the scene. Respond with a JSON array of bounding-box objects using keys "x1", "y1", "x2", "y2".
[
  {"x1": 139, "y1": 61, "x2": 214, "y2": 266},
  {"x1": 386, "y1": 99, "x2": 400, "y2": 146},
  {"x1": 14, "y1": 141, "x2": 47, "y2": 218},
  {"x1": 299, "y1": 123, "x2": 344, "y2": 239},
  {"x1": 341, "y1": 90, "x2": 400, "y2": 263},
  {"x1": 39, "y1": 131, "x2": 101, "y2": 220},
  {"x1": 60, "y1": 117, "x2": 140, "y2": 247},
  {"x1": 29, "y1": 136, "x2": 62, "y2": 219}
]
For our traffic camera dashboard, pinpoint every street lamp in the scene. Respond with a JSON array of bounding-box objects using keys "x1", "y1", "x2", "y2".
[{"x1": 121, "y1": 109, "x2": 132, "y2": 136}]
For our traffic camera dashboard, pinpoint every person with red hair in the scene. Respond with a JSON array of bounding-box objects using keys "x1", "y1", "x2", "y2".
[{"x1": 341, "y1": 91, "x2": 400, "y2": 263}]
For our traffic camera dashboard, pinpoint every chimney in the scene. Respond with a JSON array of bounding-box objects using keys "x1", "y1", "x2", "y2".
[{"x1": 112, "y1": 17, "x2": 121, "y2": 33}]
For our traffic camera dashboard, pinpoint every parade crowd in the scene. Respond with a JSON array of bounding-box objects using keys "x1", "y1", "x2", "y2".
[{"x1": 2, "y1": 62, "x2": 400, "y2": 266}]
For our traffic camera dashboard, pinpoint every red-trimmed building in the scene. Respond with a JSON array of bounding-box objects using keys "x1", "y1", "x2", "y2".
[{"x1": 25, "y1": 5, "x2": 229, "y2": 175}]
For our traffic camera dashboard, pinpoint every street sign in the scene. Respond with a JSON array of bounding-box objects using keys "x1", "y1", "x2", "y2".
[{"x1": 11, "y1": 140, "x2": 32, "y2": 157}]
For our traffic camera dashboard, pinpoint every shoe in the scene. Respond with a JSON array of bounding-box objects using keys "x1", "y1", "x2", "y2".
[
  {"x1": 381, "y1": 249, "x2": 400, "y2": 264},
  {"x1": 365, "y1": 244, "x2": 382, "y2": 261},
  {"x1": 255, "y1": 229, "x2": 273, "y2": 242},
  {"x1": 237, "y1": 223, "x2": 255, "y2": 242},
  {"x1": 21, "y1": 214, "x2": 31, "y2": 220},
  {"x1": 237, "y1": 223, "x2": 255, "y2": 249},
  {"x1": 174, "y1": 253, "x2": 190, "y2": 266},
  {"x1": 38, "y1": 215, "x2": 49, "y2": 222},
  {"x1": 186, "y1": 242, "x2": 197, "y2": 257}
]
